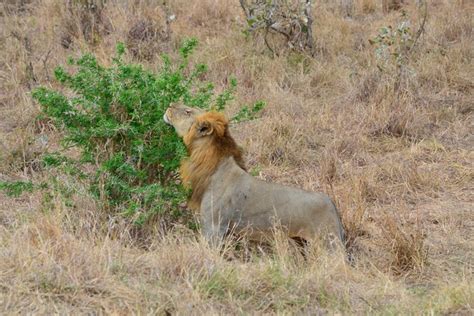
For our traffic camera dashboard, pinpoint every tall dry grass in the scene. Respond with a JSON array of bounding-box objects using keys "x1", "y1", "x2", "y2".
[{"x1": 1, "y1": 0, "x2": 473, "y2": 313}]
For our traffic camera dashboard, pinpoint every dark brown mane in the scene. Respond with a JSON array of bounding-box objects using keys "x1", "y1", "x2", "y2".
[{"x1": 180, "y1": 112, "x2": 245, "y2": 211}]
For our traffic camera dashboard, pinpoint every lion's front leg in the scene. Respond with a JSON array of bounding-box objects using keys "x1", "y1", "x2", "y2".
[{"x1": 201, "y1": 208, "x2": 228, "y2": 248}]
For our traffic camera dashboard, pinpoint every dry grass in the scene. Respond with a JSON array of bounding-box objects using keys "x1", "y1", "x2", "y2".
[{"x1": 1, "y1": 0, "x2": 473, "y2": 314}]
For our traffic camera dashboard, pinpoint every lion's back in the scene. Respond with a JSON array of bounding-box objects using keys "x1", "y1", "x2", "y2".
[{"x1": 212, "y1": 170, "x2": 345, "y2": 242}]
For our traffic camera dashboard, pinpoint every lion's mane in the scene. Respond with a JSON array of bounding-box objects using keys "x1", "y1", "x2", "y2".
[{"x1": 180, "y1": 112, "x2": 246, "y2": 211}]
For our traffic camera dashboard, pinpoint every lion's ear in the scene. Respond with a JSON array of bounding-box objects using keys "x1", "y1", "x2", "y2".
[
  {"x1": 194, "y1": 113, "x2": 227, "y2": 138},
  {"x1": 196, "y1": 121, "x2": 214, "y2": 137}
]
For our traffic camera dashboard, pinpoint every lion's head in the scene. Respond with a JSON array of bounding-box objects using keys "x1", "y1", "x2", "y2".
[
  {"x1": 164, "y1": 106, "x2": 245, "y2": 211},
  {"x1": 164, "y1": 103, "x2": 205, "y2": 137}
]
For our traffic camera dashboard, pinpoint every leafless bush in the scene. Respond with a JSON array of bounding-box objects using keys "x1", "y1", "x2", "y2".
[
  {"x1": 383, "y1": 0, "x2": 405, "y2": 13},
  {"x1": 239, "y1": 0, "x2": 314, "y2": 56},
  {"x1": 339, "y1": 0, "x2": 353, "y2": 17},
  {"x1": 10, "y1": 31, "x2": 36, "y2": 87},
  {"x1": 126, "y1": 18, "x2": 171, "y2": 61},
  {"x1": 1, "y1": 0, "x2": 33, "y2": 14},
  {"x1": 60, "y1": 0, "x2": 111, "y2": 47}
]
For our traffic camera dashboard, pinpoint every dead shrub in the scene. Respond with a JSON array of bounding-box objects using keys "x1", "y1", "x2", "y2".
[
  {"x1": 360, "y1": 0, "x2": 377, "y2": 14},
  {"x1": 239, "y1": 0, "x2": 315, "y2": 56},
  {"x1": 10, "y1": 31, "x2": 37, "y2": 88},
  {"x1": 126, "y1": 18, "x2": 170, "y2": 61},
  {"x1": 382, "y1": 0, "x2": 405, "y2": 13},
  {"x1": 339, "y1": 0, "x2": 354, "y2": 17},
  {"x1": 2, "y1": 0, "x2": 33, "y2": 14},
  {"x1": 60, "y1": 0, "x2": 111, "y2": 47}
]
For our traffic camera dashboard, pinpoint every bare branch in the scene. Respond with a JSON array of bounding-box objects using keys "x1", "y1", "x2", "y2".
[{"x1": 410, "y1": 0, "x2": 428, "y2": 52}]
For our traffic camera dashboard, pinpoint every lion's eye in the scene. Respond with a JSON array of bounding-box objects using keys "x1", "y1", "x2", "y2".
[{"x1": 185, "y1": 110, "x2": 192, "y2": 115}]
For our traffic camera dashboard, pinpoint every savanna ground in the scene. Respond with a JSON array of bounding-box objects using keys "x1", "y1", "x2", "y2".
[{"x1": 0, "y1": 0, "x2": 473, "y2": 314}]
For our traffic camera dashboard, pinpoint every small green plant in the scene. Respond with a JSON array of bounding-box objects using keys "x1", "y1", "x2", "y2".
[
  {"x1": 369, "y1": 14, "x2": 415, "y2": 92},
  {"x1": 249, "y1": 165, "x2": 262, "y2": 177},
  {"x1": 232, "y1": 101, "x2": 266, "y2": 123},
  {"x1": 369, "y1": 5, "x2": 427, "y2": 92},
  {"x1": 369, "y1": 17, "x2": 414, "y2": 72},
  {"x1": 32, "y1": 39, "x2": 263, "y2": 225},
  {"x1": 0, "y1": 181, "x2": 35, "y2": 197}
]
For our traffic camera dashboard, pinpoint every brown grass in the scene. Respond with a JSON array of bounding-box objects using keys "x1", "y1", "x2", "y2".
[{"x1": 1, "y1": 0, "x2": 473, "y2": 314}]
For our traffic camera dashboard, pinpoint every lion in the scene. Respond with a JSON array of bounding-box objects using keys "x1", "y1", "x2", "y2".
[{"x1": 164, "y1": 104, "x2": 345, "y2": 247}]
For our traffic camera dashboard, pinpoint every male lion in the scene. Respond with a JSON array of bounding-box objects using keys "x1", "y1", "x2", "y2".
[{"x1": 164, "y1": 104, "x2": 345, "y2": 247}]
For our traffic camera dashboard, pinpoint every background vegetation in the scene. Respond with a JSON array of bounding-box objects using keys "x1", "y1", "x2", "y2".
[{"x1": 0, "y1": 0, "x2": 472, "y2": 314}]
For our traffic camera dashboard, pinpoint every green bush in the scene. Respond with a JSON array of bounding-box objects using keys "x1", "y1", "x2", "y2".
[{"x1": 32, "y1": 39, "x2": 262, "y2": 225}]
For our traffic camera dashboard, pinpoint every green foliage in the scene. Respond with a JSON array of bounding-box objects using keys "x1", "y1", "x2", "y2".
[
  {"x1": 0, "y1": 181, "x2": 34, "y2": 197},
  {"x1": 369, "y1": 10, "x2": 422, "y2": 92},
  {"x1": 213, "y1": 77, "x2": 237, "y2": 111},
  {"x1": 369, "y1": 12, "x2": 414, "y2": 71},
  {"x1": 232, "y1": 101, "x2": 266, "y2": 123},
  {"x1": 32, "y1": 39, "x2": 246, "y2": 225},
  {"x1": 42, "y1": 153, "x2": 85, "y2": 178},
  {"x1": 249, "y1": 165, "x2": 262, "y2": 177}
]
